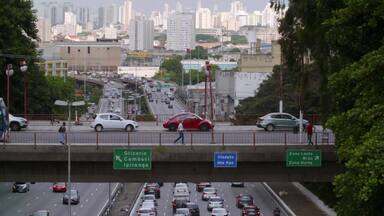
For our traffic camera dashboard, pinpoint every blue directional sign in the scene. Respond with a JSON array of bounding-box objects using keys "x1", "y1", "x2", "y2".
[{"x1": 214, "y1": 152, "x2": 237, "y2": 168}]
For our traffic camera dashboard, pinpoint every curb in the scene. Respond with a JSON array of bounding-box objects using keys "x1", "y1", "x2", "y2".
[
  {"x1": 292, "y1": 182, "x2": 336, "y2": 216},
  {"x1": 98, "y1": 183, "x2": 121, "y2": 216},
  {"x1": 262, "y1": 182, "x2": 296, "y2": 216},
  {"x1": 129, "y1": 183, "x2": 145, "y2": 216}
]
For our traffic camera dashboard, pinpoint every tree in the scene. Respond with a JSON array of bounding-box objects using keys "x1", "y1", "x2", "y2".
[
  {"x1": 230, "y1": 35, "x2": 248, "y2": 44},
  {"x1": 327, "y1": 46, "x2": 384, "y2": 216},
  {"x1": 196, "y1": 34, "x2": 218, "y2": 43},
  {"x1": 185, "y1": 46, "x2": 208, "y2": 59}
]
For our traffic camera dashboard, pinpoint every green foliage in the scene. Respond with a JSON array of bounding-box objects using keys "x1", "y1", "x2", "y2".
[
  {"x1": 185, "y1": 46, "x2": 208, "y2": 60},
  {"x1": 327, "y1": 47, "x2": 384, "y2": 215},
  {"x1": 196, "y1": 34, "x2": 219, "y2": 43},
  {"x1": 230, "y1": 35, "x2": 248, "y2": 45},
  {"x1": 228, "y1": 48, "x2": 241, "y2": 53}
]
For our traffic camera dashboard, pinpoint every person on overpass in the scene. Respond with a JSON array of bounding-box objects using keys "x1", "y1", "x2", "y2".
[
  {"x1": 306, "y1": 121, "x2": 314, "y2": 145},
  {"x1": 58, "y1": 122, "x2": 66, "y2": 145},
  {"x1": 174, "y1": 121, "x2": 185, "y2": 144}
]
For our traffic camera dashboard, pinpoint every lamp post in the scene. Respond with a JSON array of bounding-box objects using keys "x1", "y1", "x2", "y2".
[
  {"x1": 5, "y1": 64, "x2": 14, "y2": 110},
  {"x1": 54, "y1": 100, "x2": 85, "y2": 216},
  {"x1": 20, "y1": 61, "x2": 28, "y2": 120}
]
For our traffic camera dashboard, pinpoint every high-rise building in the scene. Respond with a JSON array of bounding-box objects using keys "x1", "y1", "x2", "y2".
[
  {"x1": 129, "y1": 16, "x2": 154, "y2": 50},
  {"x1": 230, "y1": 1, "x2": 245, "y2": 15},
  {"x1": 176, "y1": 1, "x2": 183, "y2": 13},
  {"x1": 77, "y1": 7, "x2": 90, "y2": 27},
  {"x1": 196, "y1": 8, "x2": 212, "y2": 29},
  {"x1": 248, "y1": 11, "x2": 263, "y2": 26},
  {"x1": 122, "y1": 0, "x2": 133, "y2": 30},
  {"x1": 37, "y1": 17, "x2": 52, "y2": 41},
  {"x1": 167, "y1": 13, "x2": 195, "y2": 51},
  {"x1": 105, "y1": 5, "x2": 115, "y2": 26},
  {"x1": 262, "y1": 3, "x2": 279, "y2": 27},
  {"x1": 150, "y1": 11, "x2": 163, "y2": 29},
  {"x1": 98, "y1": 7, "x2": 105, "y2": 28},
  {"x1": 162, "y1": 3, "x2": 170, "y2": 30}
]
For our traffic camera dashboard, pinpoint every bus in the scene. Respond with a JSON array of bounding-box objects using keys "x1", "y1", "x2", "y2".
[{"x1": 0, "y1": 98, "x2": 9, "y2": 141}]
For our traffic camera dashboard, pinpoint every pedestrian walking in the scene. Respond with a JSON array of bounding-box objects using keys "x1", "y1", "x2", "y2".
[
  {"x1": 306, "y1": 122, "x2": 314, "y2": 145},
  {"x1": 58, "y1": 122, "x2": 66, "y2": 145},
  {"x1": 174, "y1": 121, "x2": 185, "y2": 144}
]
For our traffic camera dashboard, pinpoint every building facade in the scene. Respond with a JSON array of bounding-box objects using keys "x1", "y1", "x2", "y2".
[
  {"x1": 129, "y1": 17, "x2": 154, "y2": 51},
  {"x1": 167, "y1": 13, "x2": 195, "y2": 51}
]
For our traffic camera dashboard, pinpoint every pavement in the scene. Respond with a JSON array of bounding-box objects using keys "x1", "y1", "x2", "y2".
[
  {"x1": 0, "y1": 182, "x2": 116, "y2": 216},
  {"x1": 132, "y1": 182, "x2": 289, "y2": 216},
  {"x1": 267, "y1": 182, "x2": 330, "y2": 216}
]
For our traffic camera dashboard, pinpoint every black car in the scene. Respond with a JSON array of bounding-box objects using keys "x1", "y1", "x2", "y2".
[
  {"x1": 63, "y1": 189, "x2": 80, "y2": 205},
  {"x1": 231, "y1": 182, "x2": 245, "y2": 187},
  {"x1": 172, "y1": 197, "x2": 189, "y2": 213},
  {"x1": 236, "y1": 194, "x2": 254, "y2": 208},
  {"x1": 12, "y1": 182, "x2": 29, "y2": 193},
  {"x1": 185, "y1": 202, "x2": 200, "y2": 216}
]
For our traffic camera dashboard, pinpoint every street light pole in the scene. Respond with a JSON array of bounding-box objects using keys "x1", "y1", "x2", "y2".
[
  {"x1": 20, "y1": 61, "x2": 28, "y2": 120},
  {"x1": 5, "y1": 64, "x2": 14, "y2": 110}
]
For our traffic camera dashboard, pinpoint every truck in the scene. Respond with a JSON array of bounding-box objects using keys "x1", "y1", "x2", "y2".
[{"x1": 0, "y1": 98, "x2": 9, "y2": 141}]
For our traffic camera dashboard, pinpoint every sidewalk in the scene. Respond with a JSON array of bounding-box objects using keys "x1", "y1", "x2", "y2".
[{"x1": 267, "y1": 182, "x2": 330, "y2": 216}]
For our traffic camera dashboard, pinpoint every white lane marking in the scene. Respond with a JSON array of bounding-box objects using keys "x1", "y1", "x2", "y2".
[
  {"x1": 17, "y1": 209, "x2": 22, "y2": 213},
  {"x1": 26, "y1": 203, "x2": 30, "y2": 207},
  {"x1": 72, "y1": 212, "x2": 77, "y2": 215},
  {"x1": 85, "y1": 199, "x2": 89, "y2": 202},
  {"x1": 35, "y1": 196, "x2": 39, "y2": 199},
  {"x1": 95, "y1": 188, "x2": 98, "y2": 192},
  {"x1": 90, "y1": 193, "x2": 94, "y2": 196},
  {"x1": 54, "y1": 203, "x2": 57, "y2": 207},
  {"x1": 80, "y1": 204, "x2": 84, "y2": 208},
  {"x1": 7, "y1": 196, "x2": 11, "y2": 199}
]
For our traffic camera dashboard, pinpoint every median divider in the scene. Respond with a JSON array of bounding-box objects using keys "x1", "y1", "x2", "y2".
[
  {"x1": 262, "y1": 182, "x2": 296, "y2": 216},
  {"x1": 129, "y1": 183, "x2": 145, "y2": 216},
  {"x1": 98, "y1": 183, "x2": 122, "y2": 216}
]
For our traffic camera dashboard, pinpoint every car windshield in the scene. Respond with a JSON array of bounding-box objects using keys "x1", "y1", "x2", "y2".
[
  {"x1": 209, "y1": 197, "x2": 223, "y2": 202},
  {"x1": 176, "y1": 208, "x2": 189, "y2": 213},
  {"x1": 54, "y1": 182, "x2": 66, "y2": 186},
  {"x1": 212, "y1": 208, "x2": 227, "y2": 213},
  {"x1": 204, "y1": 188, "x2": 216, "y2": 193},
  {"x1": 138, "y1": 209, "x2": 152, "y2": 213},
  {"x1": 70, "y1": 190, "x2": 77, "y2": 196}
]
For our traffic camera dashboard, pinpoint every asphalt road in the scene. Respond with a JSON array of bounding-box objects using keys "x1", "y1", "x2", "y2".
[
  {"x1": 134, "y1": 182, "x2": 287, "y2": 216},
  {"x1": 0, "y1": 182, "x2": 116, "y2": 216}
]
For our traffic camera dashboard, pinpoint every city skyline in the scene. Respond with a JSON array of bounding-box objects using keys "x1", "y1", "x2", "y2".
[{"x1": 33, "y1": 0, "x2": 270, "y2": 13}]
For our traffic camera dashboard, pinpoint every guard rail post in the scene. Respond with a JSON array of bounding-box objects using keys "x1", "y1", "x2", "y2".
[
  {"x1": 159, "y1": 133, "x2": 162, "y2": 146},
  {"x1": 127, "y1": 132, "x2": 131, "y2": 147},
  {"x1": 315, "y1": 132, "x2": 318, "y2": 145},
  {"x1": 284, "y1": 132, "x2": 287, "y2": 146},
  {"x1": 222, "y1": 133, "x2": 225, "y2": 148},
  {"x1": 211, "y1": 129, "x2": 215, "y2": 144},
  {"x1": 190, "y1": 132, "x2": 193, "y2": 147},
  {"x1": 253, "y1": 131, "x2": 256, "y2": 148},
  {"x1": 156, "y1": 115, "x2": 159, "y2": 126},
  {"x1": 34, "y1": 132, "x2": 37, "y2": 149},
  {"x1": 96, "y1": 132, "x2": 99, "y2": 150}
]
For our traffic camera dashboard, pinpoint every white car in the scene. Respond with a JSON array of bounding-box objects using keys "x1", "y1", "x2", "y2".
[
  {"x1": 9, "y1": 114, "x2": 28, "y2": 131},
  {"x1": 211, "y1": 208, "x2": 229, "y2": 216},
  {"x1": 91, "y1": 113, "x2": 138, "y2": 132}
]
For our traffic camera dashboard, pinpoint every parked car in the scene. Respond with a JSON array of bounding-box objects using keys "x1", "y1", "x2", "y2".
[
  {"x1": 242, "y1": 205, "x2": 261, "y2": 216},
  {"x1": 9, "y1": 114, "x2": 28, "y2": 131},
  {"x1": 144, "y1": 184, "x2": 161, "y2": 198},
  {"x1": 12, "y1": 182, "x2": 29, "y2": 193},
  {"x1": 163, "y1": 113, "x2": 214, "y2": 131},
  {"x1": 236, "y1": 194, "x2": 254, "y2": 208},
  {"x1": 29, "y1": 210, "x2": 50, "y2": 216},
  {"x1": 231, "y1": 182, "x2": 244, "y2": 187},
  {"x1": 63, "y1": 189, "x2": 80, "y2": 205},
  {"x1": 256, "y1": 112, "x2": 308, "y2": 131},
  {"x1": 207, "y1": 201, "x2": 224, "y2": 211},
  {"x1": 91, "y1": 113, "x2": 138, "y2": 132},
  {"x1": 196, "y1": 182, "x2": 211, "y2": 192},
  {"x1": 52, "y1": 182, "x2": 67, "y2": 193},
  {"x1": 142, "y1": 194, "x2": 158, "y2": 206}
]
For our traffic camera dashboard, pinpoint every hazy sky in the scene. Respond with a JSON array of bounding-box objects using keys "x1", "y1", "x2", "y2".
[{"x1": 33, "y1": 0, "x2": 270, "y2": 13}]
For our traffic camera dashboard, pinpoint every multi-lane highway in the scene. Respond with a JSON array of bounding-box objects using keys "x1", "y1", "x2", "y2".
[
  {"x1": 0, "y1": 182, "x2": 117, "y2": 216},
  {"x1": 133, "y1": 182, "x2": 287, "y2": 216}
]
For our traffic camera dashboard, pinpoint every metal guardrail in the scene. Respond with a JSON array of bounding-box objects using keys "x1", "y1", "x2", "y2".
[{"x1": 3, "y1": 131, "x2": 335, "y2": 147}]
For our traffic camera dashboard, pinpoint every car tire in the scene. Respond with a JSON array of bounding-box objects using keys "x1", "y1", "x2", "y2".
[
  {"x1": 10, "y1": 122, "x2": 21, "y2": 131},
  {"x1": 125, "y1": 125, "x2": 134, "y2": 132},
  {"x1": 95, "y1": 125, "x2": 103, "y2": 132},
  {"x1": 200, "y1": 124, "x2": 209, "y2": 131},
  {"x1": 169, "y1": 124, "x2": 177, "y2": 131},
  {"x1": 266, "y1": 124, "x2": 275, "y2": 132}
]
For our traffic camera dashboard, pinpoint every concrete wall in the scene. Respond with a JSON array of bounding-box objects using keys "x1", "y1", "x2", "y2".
[{"x1": 0, "y1": 145, "x2": 341, "y2": 182}]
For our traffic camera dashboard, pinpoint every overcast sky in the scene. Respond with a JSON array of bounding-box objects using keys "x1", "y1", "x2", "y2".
[{"x1": 33, "y1": 0, "x2": 270, "y2": 13}]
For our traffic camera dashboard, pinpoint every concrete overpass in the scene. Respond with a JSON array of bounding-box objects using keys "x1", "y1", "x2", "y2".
[{"x1": 0, "y1": 144, "x2": 341, "y2": 182}]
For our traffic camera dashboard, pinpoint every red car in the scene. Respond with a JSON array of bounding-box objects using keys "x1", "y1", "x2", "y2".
[
  {"x1": 52, "y1": 182, "x2": 67, "y2": 193},
  {"x1": 163, "y1": 112, "x2": 214, "y2": 131},
  {"x1": 196, "y1": 182, "x2": 211, "y2": 192}
]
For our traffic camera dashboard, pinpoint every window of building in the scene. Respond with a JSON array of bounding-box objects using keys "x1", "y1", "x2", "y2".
[{"x1": 67, "y1": 47, "x2": 70, "y2": 54}]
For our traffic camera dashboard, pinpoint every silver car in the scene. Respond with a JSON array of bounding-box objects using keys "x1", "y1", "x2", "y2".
[{"x1": 257, "y1": 112, "x2": 308, "y2": 131}]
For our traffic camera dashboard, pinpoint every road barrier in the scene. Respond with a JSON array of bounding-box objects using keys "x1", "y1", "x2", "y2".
[{"x1": 4, "y1": 131, "x2": 335, "y2": 146}]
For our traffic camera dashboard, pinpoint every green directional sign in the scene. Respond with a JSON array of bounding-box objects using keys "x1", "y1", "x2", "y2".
[
  {"x1": 286, "y1": 149, "x2": 322, "y2": 167},
  {"x1": 113, "y1": 149, "x2": 152, "y2": 170}
]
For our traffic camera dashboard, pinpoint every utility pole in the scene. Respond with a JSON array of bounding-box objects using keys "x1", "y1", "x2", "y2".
[{"x1": 204, "y1": 62, "x2": 208, "y2": 118}]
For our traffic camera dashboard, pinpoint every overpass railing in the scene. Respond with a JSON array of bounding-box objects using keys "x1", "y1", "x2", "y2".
[{"x1": 4, "y1": 131, "x2": 335, "y2": 147}]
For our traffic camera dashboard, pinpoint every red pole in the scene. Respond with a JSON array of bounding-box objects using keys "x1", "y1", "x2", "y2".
[
  {"x1": 204, "y1": 75, "x2": 207, "y2": 118},
  {"x1": 209, "y1": 69, "x2": 214, "y2": 121},
  {"x1": 7, "y1": 74, "x2": 10, "y2": 109}
]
